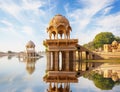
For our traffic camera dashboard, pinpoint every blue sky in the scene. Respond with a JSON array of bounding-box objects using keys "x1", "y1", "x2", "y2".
[{"x1": 0, "y1": 0, "x2": 120, "y2": 52}]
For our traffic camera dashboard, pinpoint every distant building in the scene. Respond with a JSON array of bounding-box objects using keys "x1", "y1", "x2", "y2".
[
  {"x1": 25, "y1": 40, "x2": 36, "y2": 57},
  {"x1": 18, "y1": 40, "x2": 40, "y2": 58},
  {"x1": 103, "y1": 40, "x2": 120, "y2": 52}
]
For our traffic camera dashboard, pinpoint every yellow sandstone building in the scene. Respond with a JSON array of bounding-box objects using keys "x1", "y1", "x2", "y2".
[
  {"x1": 43, "y1": 14, "x2": 78, "y2": 92},
  {"x1": 103, "y1": 40, "x2": 120, "y2": 52}
]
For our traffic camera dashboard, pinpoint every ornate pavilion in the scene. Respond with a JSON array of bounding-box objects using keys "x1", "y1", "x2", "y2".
[
  {"x1": 25, "y1": 40, "x2": 36, "y2": 57},
  {"x1": 43, "y1": 14, "x2": 78, "y2": 92}
]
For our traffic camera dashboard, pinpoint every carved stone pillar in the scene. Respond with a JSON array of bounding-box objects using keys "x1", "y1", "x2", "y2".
[
  {"x1": 51, "y1": 52, "x2": 53, "y2": 70},
  {"x1": 47, "y1": 51, "x2": 51, "y2": 71},
  {"x1": 69, "y1": 51, "x2": 73, "y2": 71},
  {"x1": 66, "y1": 51, "x2": 69, "y2": 71},
  {"x1": 62, "y1": 51, "x2": 65, "y2": 71},
  {"x1": 79, "y1": 51, "x2": 82, "y2": 70},
  {"x1": 46, "y1": 52, "x2": 49, "y2": 71},
  {"x1": 55, "y1": 51, "x2": 59, "y2": 71},
  {"x1": 73, "y1": 51, "x2": 76, "y2": 71},
  {"x1": 78, "y1": 51, "x2": 80, "y2": 71}
]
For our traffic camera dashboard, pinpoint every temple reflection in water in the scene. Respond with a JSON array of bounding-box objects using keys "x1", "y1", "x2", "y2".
[
  {"x1": 44, "y1": 61, "x2": 102, "y2": 92},
  {"x1": 19, "y1": 57, "x2": 39, "y2": 74},
  {"x1": 47, "y1": 81, "x2": 71, "y2": 92}
]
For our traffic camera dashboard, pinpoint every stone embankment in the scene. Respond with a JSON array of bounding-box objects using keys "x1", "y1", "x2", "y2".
[{"x1": 94, "y1": 52, "x2": 120, "y2": 59}]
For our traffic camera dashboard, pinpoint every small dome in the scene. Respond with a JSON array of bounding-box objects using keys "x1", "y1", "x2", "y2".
[
  {"x1": 26, "y1": 40, "x2": 35, "y2": 48},
  {"x1": 112, "y1": 40, "x2": 118, "y2": 46},
  {"x1": 49, "y1": 14, "x2": 70, "y2": 27},
  {"x1": 47, "y1": 14, "x2": 72, "y2": 39}
]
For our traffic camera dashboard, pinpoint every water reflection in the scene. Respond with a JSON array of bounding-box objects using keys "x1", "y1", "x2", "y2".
[
  {"x1": 47, "y1": 83, "x2": 70, "y2": 92},
  {"x1": 43, "y1": 62, "x2": 106, "y2": 92},
  {"x1": 93, "y1": 63, "x2": 120, "y2": 82},
  {"x1": 43, "y1": 61, "x2": 120, "y2": 91},
  {"x1": 83, "y1": 62, "x2": 120, "y2": 90},
  {"x1": 19, "y1": 57, "x2": 39, "y2": 74},
  {"x1": 45, "y1": 75, "x2": 75, "y2": 92},
  {"x1": 44, "y1": 71, "x2": 78, "y2": 92},
  {"x1": 0, "y1": 55, "x2": 120, "y2": 91},
  {"x1": 7, "y1": 54, "x2": 15, "y2": 60}
]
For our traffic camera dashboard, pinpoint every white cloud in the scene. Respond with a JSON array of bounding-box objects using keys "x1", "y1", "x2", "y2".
[
  {"x1": 23, "y1": 88, "x2": 34, "y2": 92},
  {"x1": 0, "y1": 0, "x2": 46, "y2": 23},
  {"x1": 64, "y1": 0, "x2": 119, "y2": 44},
  {"x1": 0, "y1": 0, "x2": 21, "y2": 20},
  {"x1": 21, "y1": 0, "x2": 46, "y2": 17},
  {"x1": 102, "y1": 6, "x2": 113, "y2": 15},
  {"x1": 22, "y1": 26, "x2": 34, "y2": 35},
  {"x1": 0, "y1": 19, "x2": 24, "y2": 39},
  {"x1": 94, "y1": 12, "x2": 120, "y2": 35},
  {"x1": 1, "y1": 20, "x2": 13, "y2": 27},
  {"x1": 22, "y1": 0, "x2": 44, "y2": 10}
]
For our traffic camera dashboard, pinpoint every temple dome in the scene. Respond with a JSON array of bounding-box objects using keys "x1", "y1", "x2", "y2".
[
  {"x1": 49, "y1": 14, "x2": 70, "y2": 27},
  {"x1": 47, "y1": 14, "x2": 72, "y2": 39},
  {"x1": 26, "y1": 40, "x2": 35, "y2": 48}
]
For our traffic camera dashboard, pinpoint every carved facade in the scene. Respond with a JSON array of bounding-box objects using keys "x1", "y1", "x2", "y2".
[{"x1": 103, "y1": 40, "x2": 120, "y2": 52}]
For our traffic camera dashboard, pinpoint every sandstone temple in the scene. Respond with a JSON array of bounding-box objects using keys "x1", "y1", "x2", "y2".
[{"x1": 43, "y1": 14, "x2": 102, "y2": 92}]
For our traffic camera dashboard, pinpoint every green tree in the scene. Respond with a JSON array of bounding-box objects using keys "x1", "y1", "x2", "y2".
[
  {"x1": 8, "y1": 51, "x2": 12, "y2": 53},
  {"x1": 83, "y1": 41, "x2": 95, "y2": 51},
  {"x1": 115, "y1": 36, "x2": 120, "y2": 42},
  {"x1": 93, "y1": 32, "x2": 115, "y2": 49}
]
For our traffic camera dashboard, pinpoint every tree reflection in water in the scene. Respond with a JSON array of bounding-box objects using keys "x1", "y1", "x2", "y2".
[
  {"x1": 44, "y1": 62, "x2": 120, "y2": 92},
  {"x1": 83, "y1": 71, "x2": 114, "y2": 90},
  {"x1": 83, "y1": 63, "x2": 120, "y2": 90}
]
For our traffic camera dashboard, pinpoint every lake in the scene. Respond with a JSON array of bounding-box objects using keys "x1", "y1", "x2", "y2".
[{"x1": 0, "y1": 54, "x2": 120, "y2": 92}]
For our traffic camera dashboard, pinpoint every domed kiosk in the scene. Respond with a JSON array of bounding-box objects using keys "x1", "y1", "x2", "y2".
[
  {"x1": 44, "y1": 14, "x2": 78, "y2": 72},
  {"x1": 25, "y1": 40, "x2": 36, "y2": 57},
  {"x1": 26, "y1": 40, "x2": 35, "y2": 48},
  {"x1": 47, "y1": 14, "x2": 72, "y2": 39}
]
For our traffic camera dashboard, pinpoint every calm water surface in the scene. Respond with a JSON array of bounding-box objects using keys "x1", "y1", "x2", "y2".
[{"x1": 0, "y1": 54, "x2": 120, "y2": 92}]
